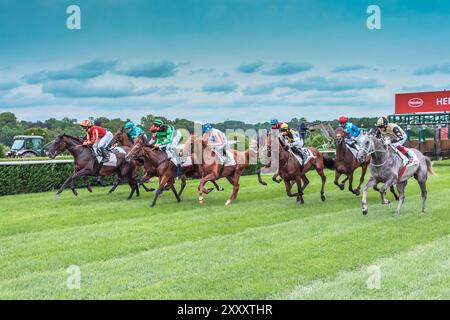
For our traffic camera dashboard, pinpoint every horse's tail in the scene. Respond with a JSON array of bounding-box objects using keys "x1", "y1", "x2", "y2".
[{"x1": 425, "y1": 157, "x2": 436, "y2": 176}]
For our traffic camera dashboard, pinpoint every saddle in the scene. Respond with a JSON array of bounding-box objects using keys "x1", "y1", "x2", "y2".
[
  {"x1": 91, "y1": 145, "x2": 123, "y2": 167},
  {"x1": 289, "y1": 147, "x2": 315, "y2": 166},
  {"x1": 344, "y1": 141, "x2": 359, "y2": 159}
]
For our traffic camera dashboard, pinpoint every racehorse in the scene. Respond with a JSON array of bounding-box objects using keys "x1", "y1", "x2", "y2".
[
  {"x1": 357, "y1": 132, "x2": 434, "y2": 215},
  {"x1": 334, "y1": 127, "x2": 370, "y2": 196},
  {"x1": 110, "y1": 127, "x2": 156, "y2": 193},
  {"x1": 263, "y1": 133, "x2": 327, "y2": 204},
  {"x1": 182, "y1": 135, "x2": 252, "y2": 205},
  {"x1": 47, "y1": 134, "x2": 139, "y2": 199}
]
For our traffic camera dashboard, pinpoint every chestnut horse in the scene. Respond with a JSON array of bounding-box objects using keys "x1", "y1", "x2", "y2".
[
  {"x1": 334, "y1": 127, "x2": 370, "y2": 196},
  {"x1": 264, "y1": 134, "x2": 326, "y2": 204},
  {"x1": 47, "y1": 134, "x2": 139, "y2": 199},
  {"x1": 182, "y1": 135, "x2": 252, "y2": 205}
]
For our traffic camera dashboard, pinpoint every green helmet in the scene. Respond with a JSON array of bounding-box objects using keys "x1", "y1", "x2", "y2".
[{"x1": 153, "y1": 119, "x2": 164, "y2": 126}]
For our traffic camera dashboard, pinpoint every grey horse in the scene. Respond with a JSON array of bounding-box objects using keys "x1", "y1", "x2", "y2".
[{"x1": 356, "y1": 133, "x2": 435, "y2": 215}]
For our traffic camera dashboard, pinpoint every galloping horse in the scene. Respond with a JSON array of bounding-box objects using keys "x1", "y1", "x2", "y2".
[
  {"x1": 182, "y1": 135, "x2": 252, "y2": 205},
  {"x1": 47, "y1": 134, "x2": 139, "y2": 199},
  {"x1": 110, "y1": 127, "x2": 156, "y2": 193},
  {"x1": 334, "y1": 127, "x2": 370, "y2": 196},
  {"x1": 357, "y1": 132, "x2": 434, "y2": 215},
  {"x1": 263, "y1": 133, "x2": 327, "y2": 204}
]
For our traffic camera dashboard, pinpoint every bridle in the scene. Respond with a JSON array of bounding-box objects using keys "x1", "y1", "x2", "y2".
[{"x1": 360, "y1": 135, "x2": 390, "y2": 167}]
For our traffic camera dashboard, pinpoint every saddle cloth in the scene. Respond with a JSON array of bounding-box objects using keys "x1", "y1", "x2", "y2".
[
  {"x1": 93, "y1": 146, "x2": 125, "y2": 167},
  {"x1": 389, "y1": 145, "x2": 420, "y2": 182},
  {"x1": 344, "y1": 142, "x2": 359, "y2": 159},
  {"x1": 289, "y1": 148, "x2": 315, "y2": 166}
]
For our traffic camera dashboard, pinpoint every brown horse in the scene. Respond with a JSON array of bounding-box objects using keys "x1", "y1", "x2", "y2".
[
  {"x1": 264, "y1": 133, "x2": 326, "y2": 204},
  {"x1": 334, "y1": 127, "x2": 370, "y2": 196},
  {"x1": 110, "y1": 127, "x2": 156, "y2": 193},
  {"x1": 182, "y1": 135, "x2": 252, "y2": 205},
  {"x1": 47, "y1": 134, "x2": 139, "y2": 199},
  {"x1": 125, "y1": 134, "x2": 188, "y2": 207}
]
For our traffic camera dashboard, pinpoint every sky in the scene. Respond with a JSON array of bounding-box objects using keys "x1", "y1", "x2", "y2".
[{"x1": 0, "y1": 0, "x2": 450, "y2": 123}]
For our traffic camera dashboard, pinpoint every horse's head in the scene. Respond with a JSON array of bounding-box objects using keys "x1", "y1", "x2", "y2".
[
  {"x1": 125, "y1": 133, "x2": 147, "y2": 162},
  {"x1": 335, "y1": 127, "x2": 345, "y2": 143},
  {"x1": 112, "y1": 127, "x2": 133, "y2": 147},
  {"x1": 47, "y1": 134, "x2": 72, "y2": 158},
  {"x1": 356, "y1": 133, "x2": 372, "y2": 163}
]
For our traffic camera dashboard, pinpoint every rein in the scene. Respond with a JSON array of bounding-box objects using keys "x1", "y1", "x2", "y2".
[{"x1": 364, "y1": 137, "x2": 390, "y2": 167}]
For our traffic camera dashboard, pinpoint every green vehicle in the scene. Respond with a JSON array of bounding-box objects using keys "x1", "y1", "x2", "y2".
[{"x1": 7, "y1": 135, "x2": 46, "y2": 158}]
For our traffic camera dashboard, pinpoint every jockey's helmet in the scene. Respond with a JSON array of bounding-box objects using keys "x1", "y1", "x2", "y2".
[
  {"x1": 80, "y1": 119, "x2": 92, "y2": 128},
  {"x1": 124, "y1": 121, "x2": 134, "y2": 129},
  {"x1": 202, "y1": 123, "x2": 213, "y2": 134},
  {"x1": 338, "y1": 116, "x2": 348, "y2": 124},
  {"x1": 376, "y1": 117, "x2": 388, "y2": 128},
  {"x1": 153, "y1": 119, "x2": 164, "y2": 126},
  {"x1": 270, "y1": 118, "x2": 278, "y2": 126},
  {"x1": 280, "y1": 123, "x2": 289, "y2": 132}
]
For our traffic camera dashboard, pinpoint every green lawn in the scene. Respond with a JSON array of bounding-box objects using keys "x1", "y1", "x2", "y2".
[{"x1": 0, "y1": 161, "x2": 449, "y2": 299}]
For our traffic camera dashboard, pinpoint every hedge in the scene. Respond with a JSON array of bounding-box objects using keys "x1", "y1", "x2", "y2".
[{"x1": 0, "y1": 162, "x2": 261, "y2": 196}]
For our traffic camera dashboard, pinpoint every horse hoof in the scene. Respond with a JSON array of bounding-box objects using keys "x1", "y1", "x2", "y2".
[
  {"x1": 321, "y1": 195, "x2": 326, "y2": 202},
  {"x1": 382, "y1": 201, "x2": 390, "y2": 205},
  {"x1": 339, "y1": 184, "x2": 345, "y2": 190},
  {"x1": 218, "y1": 187, "x2": 225, "y2": 191},
  {"x1": 225, "y1": 199, "x2": 232, "y2": 206},
  {"x1": 362, "y1": 208, "x2": 368, "y2": 215},
  {"x1": 354, "y1": 189, "x2": 360, "y2": 196}
]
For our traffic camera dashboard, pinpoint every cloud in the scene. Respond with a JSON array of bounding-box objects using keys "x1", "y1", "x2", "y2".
[
  {"x1": 202, "y1": 80, "x2": 238, "y2": 93},
  {"x1": 237, "y1": 61, "x2": 264, "y2": 74},
  {"x1": 242, "y1": 77, "x2": 383, "y2": 95},
  {"x1": 189, "y1": 68, "x2": 215, "y2": 75},
  {"x1": 242, "y1": 83, "x2": 276, "y2": 95},
  {"x1": 117, "y1": 60, "x2": 182, "y2": 78},
  {"x1": 413, "y1": 64, "x2": 450, "y2": 75},
  {"x1": 331, "y1": 65, "x2": 368, "y2": 73},
  {"x1": 262, "y1": 62, "x2": 312, "y2": 76},
  {"x1": 0, "y1": 81, "x2": 21, "y2": 91},
  {"x1": 42, "y1": 80, "x2": 158, "y2": 98},
  {"x1": 22, "y1": 59, "x2": 118, "y2": 84}
]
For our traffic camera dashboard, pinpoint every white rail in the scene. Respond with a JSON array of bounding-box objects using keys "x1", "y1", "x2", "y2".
[{"x1": 0, "y1": 159, "x2": 73, "y2": 166}]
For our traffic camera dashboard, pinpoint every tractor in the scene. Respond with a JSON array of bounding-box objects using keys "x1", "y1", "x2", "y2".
[{"x1": 6, "y1": 135, "x2": 46, "y2": 158}]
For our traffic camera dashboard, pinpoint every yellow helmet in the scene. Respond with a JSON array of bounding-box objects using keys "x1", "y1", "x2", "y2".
[
  {"x1": 280, "y1": 123, "x2": 289, "y2": 130},
  {"x1": 80, "y1": 119, "x2": 92, "y2": 127}
]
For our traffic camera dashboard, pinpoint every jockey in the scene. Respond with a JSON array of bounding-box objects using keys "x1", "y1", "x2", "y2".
[
  {"x1": 375, "y1": 117, "x2": 414, "y2": 165},
  {"x1": 149, "y1": 119, "x2": 182, "y2": 164},
  {"x1": 279, "y1": 123, "x2": 306, "y2": 164},
  {"x1": 202, "y1": 123, "x2": 235, "y2": 166},
  {"x1": 270, "y1": 118, "x2": 285, "y2": 130},
  {"x1": 338, "y1": 116, "x2": 361, "y2": 150},
  {"x1": 124, "y1": 121, "x2": 145, "y2": 141},
  {"x1": 80, "y1": 119, "x2": 113, "y2": 163}
]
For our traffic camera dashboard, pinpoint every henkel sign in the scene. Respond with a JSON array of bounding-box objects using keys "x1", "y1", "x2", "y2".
[{"x1": 395, "y1": 90, "x2": 450, "y2": 114}]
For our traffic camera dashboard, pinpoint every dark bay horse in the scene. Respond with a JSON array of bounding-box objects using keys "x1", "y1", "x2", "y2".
[
  {"x1": 264, "y1": 134, "x2": 327, "y2": 204},
  {"x1": 334, "y1": 127, "x2": 370, "y2": 196},
  {"x1": 182, "y1": 135, "x2": 252, "y2": 205},
  {"x1": 48, "y1": 134, "x2": 139, "y2": 199}
]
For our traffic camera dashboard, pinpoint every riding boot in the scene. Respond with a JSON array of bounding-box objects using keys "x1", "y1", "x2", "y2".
[
  {"x1": 292, "y1": 147, "x2": 306, "y2": 164},
  {"x1": 100, "y1": 147, "x2": 108, "y2": 163},
  {"x1": 405, "y1": 150, "x2": 414, "y2": 165}
]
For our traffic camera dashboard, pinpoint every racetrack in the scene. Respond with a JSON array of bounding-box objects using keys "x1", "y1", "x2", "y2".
[{"x1": 0, "y1": 162, "x2": 449, "y2": 299}]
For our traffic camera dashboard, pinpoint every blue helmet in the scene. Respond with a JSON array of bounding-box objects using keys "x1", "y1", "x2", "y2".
[
  {"x1": 202, "y1": 123, "x2": 213, "y2": 133},
  {"x1": 124, "y1": 121, "x2": 134, "y2": 129},
  {"x1": 270, "y1": 118, "x2": 278, "y2": 125}
]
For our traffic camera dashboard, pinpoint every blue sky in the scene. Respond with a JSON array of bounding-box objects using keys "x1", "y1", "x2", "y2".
[{"x1": 1, "y1": 0, "x2": 450, "y2": 123}]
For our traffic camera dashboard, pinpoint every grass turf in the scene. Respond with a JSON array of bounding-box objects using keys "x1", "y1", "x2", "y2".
[{"x1": 0, "y1": 161, "x2": 449, "y2": 299}]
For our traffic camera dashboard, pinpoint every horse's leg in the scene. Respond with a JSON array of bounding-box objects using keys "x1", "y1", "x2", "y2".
[
  {"x1": 379, "y1": 177, "x2": 396, "y2": 205},
  {"x1": 316, "y1": 167, "x2": 326, "y2": 202},
  {"x1": 334, "y1": 171, "x2": 344, "y2": 191},
  {"x1": 70, "y1": 176, "x2": 78, "y2": 196},
  {"x1": 150, "y1": 175, "x2": 169, "y2": 207},
  {"x1": 347, "y1": 172, "x2": 355, "y2": 194},
  {"x1": 395, "y1": 181, "x2": 407, "y2": 215},
  {"x1": 84, "y1": 177, "x2": 93, "y2": 193},
  {"x1": 57, "y1": 168, "x2": 91, "y2": 196},
  {"x1": 198, "y1": 172, "x2": 217, "y2": 204},
  {"x1": 257, "y1": 168, "x2": 268, "y2": 186},
  {"x1": 362, "y1": 176, "x2": 377, "y2": 215},
  {"x1": 212, "y1": 180, "x2": 224, "y2": 191},
  {"x1": 301, "y1": 174, "x2": 310, "y2": 193},
  {"x1": 168, "y1": 179, "x2": 181, "y2": 203},
  {"x1": 390, "y1": 185, "x2": 399, "y2": 201},
  {"x1": 354, "y1": 164, "x2": 368, "y2": 196},
  {"x1": 178, "y1": 175, "x2": 187, "y2": 197},
  {"x1": 108, "y1": 176, "x2": 121, "y2": 194},
  {"x1": 295, "y1": 175, "x2": 304, "y2": 204},
  {"x1": 225, "y1": 174, "x2": 240, "y2": 205},
  {"x1": 283, "y1": 179, "x2": 298, "y2": 198},
  {"x1": 339, "y1": 175, "x2": 349, "y2": 190},
  {"x1": 414, "y1": 172, "x2": 428, "y2": 213},
  {"x1": 272, "y1": 172, "x2": 282, "y2": 183}
]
